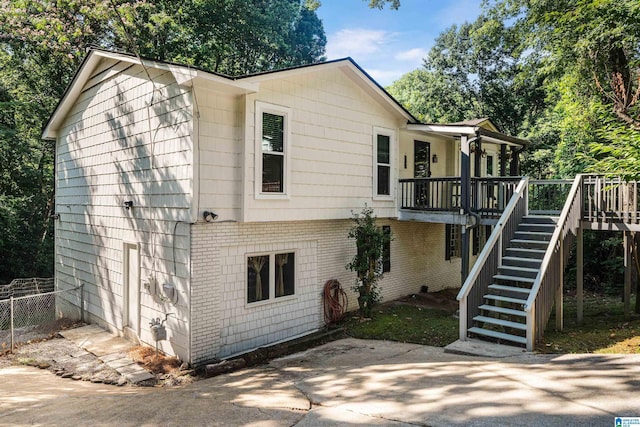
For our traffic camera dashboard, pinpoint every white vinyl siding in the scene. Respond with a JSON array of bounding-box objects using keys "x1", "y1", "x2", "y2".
[
  {"x1": 243, "y1": 67, "x2": 403, "y2": 222},
  {"x1": 55, "y1": 58, "x2": 193, "y2": 361}
]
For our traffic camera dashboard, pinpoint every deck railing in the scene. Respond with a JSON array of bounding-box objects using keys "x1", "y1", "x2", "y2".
[
  {"x1": 529, "y1": 179, "x2": 573, "y2": 215},
  {"x1": 583, "y1": 175, "x2": 640, "y2": 224},
  {"x1": 457, "y1": 177, "x2": 529, "y2": 341},
  {"x1": 399, "y1": 176, "x2": 521, "y2": 216},
  {"x1": 524, "y1": 175, "x2": 583, "y2": 350}
]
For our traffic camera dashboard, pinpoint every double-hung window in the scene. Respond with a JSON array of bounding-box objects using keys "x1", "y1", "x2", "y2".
[
  {"x1": 256, "y1": 102, "x2": 291, "y2": 197},
  {"x1": 373, "y1": 127, "x2": 395, "y2": 199}
]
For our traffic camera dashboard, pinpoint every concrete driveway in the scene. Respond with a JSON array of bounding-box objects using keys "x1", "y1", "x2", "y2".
[{"x1": 2, "y1": 338, "x2": 639, "y2": 426}]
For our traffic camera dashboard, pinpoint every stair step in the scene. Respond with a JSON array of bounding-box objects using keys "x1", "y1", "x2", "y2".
[
  {"x1": 502, "y1": 256, "x2": 542, "y2": 267},
  {"x1": 518, "y1": 223, "x2": 556, "y2": 233},
  {"x1": 484, "y1": 294, "x2": 528, "y2": 305},
  {"x1": 493, "y1": 274, "x2": 536, "y2": 284},
  {"x1": 473, "y1": 315, "x2": 527, "y2": 330},
  {"x1": 510, "y1": 239, "x2": 549, "y2": 247},
  {"x1": 488, "y1": 284, "x2": 532, "y2": 294},
  {"x1": 468, "y1": 327, "x2": 527, "y2": 345},
  {"x1": 514, "y1": 231, "x2": 553, "y2": 241},
  {"x1": 522, "y1": 215, "x2": 559, "y2": 224},
  {"x1": 505, "y1": 248, "x2": 546, "y2": 259},
  {"x1": 479, "y1": 304, "x2": 526, "y2": 317},
  {"x1": 498, "y1": 265, "x2": 540, "y2": 277}
]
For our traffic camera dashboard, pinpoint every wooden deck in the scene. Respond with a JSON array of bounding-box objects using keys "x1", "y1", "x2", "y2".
[{"x1": 399, "y1": 175, "x2": 640, "y2": 230}]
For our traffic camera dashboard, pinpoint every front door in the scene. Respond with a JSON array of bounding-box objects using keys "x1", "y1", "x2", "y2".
[
  {"x1": 414, "y1": 141, "x2": 431, "y2": 207},
  {"x1": 414, "y1": 140, "x2": 431, "y2": 178},
  {"x1": 124, "y1": 243, "x2": 140, "y2": 336}
]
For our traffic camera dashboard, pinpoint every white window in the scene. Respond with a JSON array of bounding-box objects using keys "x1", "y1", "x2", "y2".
[
  {"x1": 255, "y1": 102, "x2": 292, "y2": 198},
  {"x1": 247, "y1": 252, "x2": 295, "y2": 304},
  {"x1": 373, "y1": 127, "x2": 395, "y2": 199}
]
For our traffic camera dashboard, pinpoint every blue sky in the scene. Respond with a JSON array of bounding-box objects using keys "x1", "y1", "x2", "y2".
[{"x1": 316, "y1": 0, "x2": 483, "y2": 86}]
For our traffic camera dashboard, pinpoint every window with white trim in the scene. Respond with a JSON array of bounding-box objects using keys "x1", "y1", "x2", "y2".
[
  {"x1": 373, "y1": 128, "x2": 394, "y2": 198},
  {"x1": 255, "y1": 102, "x2": 291, "y2": 197},
  {"x1": 247, "y1": 252, "x2": 295, "y2": 304}
]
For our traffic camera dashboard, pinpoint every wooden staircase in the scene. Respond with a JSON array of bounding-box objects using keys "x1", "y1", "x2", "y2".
[{"x1": 468, "y1": 215, "x2": 557, "y2": 346}]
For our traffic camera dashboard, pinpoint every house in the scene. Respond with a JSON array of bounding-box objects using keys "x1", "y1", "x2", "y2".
[{"x1": 42, "y1": 49, "x2": 528, "y2": 365}]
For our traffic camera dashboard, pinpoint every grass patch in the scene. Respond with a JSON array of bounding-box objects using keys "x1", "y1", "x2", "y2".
[
  {"x1": 539, "y1": 294, "x2": 640, "y2": 354},
  {"x1": 342, "y1": 303, "x2": 458, "y2": 347}
]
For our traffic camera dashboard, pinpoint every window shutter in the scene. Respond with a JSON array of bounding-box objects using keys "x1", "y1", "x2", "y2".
[{"x1": 445, "y1": 224, "x2": 452, "y2": 261}]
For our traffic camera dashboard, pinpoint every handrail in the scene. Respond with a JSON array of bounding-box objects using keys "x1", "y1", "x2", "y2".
[
  {"x1": 457, "y1": 176, "x2": 529, "y2": 302},
  {"x1": 524, "y1": 174, "x2": 583, "y2": 312}
]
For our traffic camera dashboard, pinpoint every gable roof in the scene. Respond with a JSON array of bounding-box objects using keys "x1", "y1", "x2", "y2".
[
  {"x1": 449, "y1": 118, "x2": 498, "y2": 132},
  {"x1": 42, "y1": 49, "x2": 418, "y2": 140}
]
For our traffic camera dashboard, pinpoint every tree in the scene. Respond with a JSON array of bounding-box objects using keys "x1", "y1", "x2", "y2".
[
  {"x1": 112, "y1": 0, "x2": 326, "y2": 75},
  {"x1": 388, "y1": 16, "x2": 546, "y2": 138},
  {"x1": 489, "y1": 0, "x2": 640, "y2": 177},
  {"x1": 346, "y1": 206, "x2": 392, "y2": 317}
]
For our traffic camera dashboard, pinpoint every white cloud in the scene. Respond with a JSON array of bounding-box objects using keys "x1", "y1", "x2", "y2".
[
  {"x1": 394, "y1": 48, "x2": 427, "y2": 62},
  {"x1": 366, "y1": 69, "x2": 406, "y2": 87},
  {"x1": 326, "y1": 28, "x2": 394, "y2": 59}
]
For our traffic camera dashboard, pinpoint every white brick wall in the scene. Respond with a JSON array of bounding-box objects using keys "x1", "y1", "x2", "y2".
[{"x1": 190, "y1": 217, "x2": 461, "y2": 364}]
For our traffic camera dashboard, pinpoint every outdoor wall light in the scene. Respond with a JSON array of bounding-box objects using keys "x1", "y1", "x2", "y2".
[
  {"x1": 124, "y1": 201, "x2": 134, "y2": 210},
  {"x1": 203, "y1": 210, "x2": 218, "y2": 222},
  {"x1": 432, "y1": 154, "x2": 438, "y2": 163}
]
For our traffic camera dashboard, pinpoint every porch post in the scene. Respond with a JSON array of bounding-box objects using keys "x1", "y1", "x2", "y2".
[
  {"x1": 474, "y1": 138, "x2": 482, "y2": 178},
  {"x1": 509, "y1": 147, "x2": 519, "y2": 176},
  {"x1": 500, "y1": 144, "x2": 507, "y2": 177},
  {"x1": 577, "y1": 226, "x2": 584, "y2": 324},
  {"x1": 555, "y1": 236, "x2": 564, "y2": 331},
  {"x1": 460, "y1": 135, "x2": 471, "y2": 282},
  {"x1": 624, "y1": 230, "x2": 631, "y2": 319}
]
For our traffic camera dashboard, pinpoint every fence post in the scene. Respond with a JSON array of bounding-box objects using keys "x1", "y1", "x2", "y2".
[
  {"x1": 80, "y1": 283, "x2": 84, "y2": 323},
  {"x1": 10, "y1": 296, "x2": 14, "y2": 352}
]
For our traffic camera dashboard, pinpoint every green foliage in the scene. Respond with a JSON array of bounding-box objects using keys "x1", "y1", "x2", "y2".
[
  {"x1": 346, "y1": 206, "x2": 391, "y2": 317},
  {"x1": 366, "y1": 0, "x2": 400, "y2": 10},
  {"x1": 112, "y1": 0, "x2": 326, "y2": 75},
  {"x1": 387, "y1": 14, "x2": 546, "y2": 143}
]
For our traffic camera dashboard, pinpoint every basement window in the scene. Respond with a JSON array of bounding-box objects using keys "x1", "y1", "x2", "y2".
[
  {"x1": 445, "y1": 224, "x2": 461, "y2": 260},
  {"x1": 247, "y1": 252, "x2": 295, "y2": 304}
]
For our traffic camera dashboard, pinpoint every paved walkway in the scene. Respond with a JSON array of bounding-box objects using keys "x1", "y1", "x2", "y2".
[
  {"x1": 59, "y1": 324, "x2": 154, "y2": 383},
  {"x1": 2, "y1": 338, "x2": 640, "y2": 426}
]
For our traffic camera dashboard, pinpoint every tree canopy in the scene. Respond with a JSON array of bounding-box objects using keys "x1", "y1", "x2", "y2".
[{"x1": 388, "y1": 0, "x2": 640, "y2": 179}]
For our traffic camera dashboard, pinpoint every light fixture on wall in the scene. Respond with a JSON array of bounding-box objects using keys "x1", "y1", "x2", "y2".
[
  {"x1": 432, "y1": 154, "x2": 438, "y2": 163},
  {"x1": 123, "y1": 201, "x2": 134, "y2": 210},
  {"x1": 203, "y1": 210, "x2": 218, "y2": 222}
]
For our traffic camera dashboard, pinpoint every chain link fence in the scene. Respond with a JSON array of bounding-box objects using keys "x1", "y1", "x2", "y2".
[{"x1": 0, "y1": 283, "x2": 83, "y2": 351}]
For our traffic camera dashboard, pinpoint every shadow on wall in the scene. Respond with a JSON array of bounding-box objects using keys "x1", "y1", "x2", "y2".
[{"x1": 57, "y1": 63, "x2": 193, "y2": 359}]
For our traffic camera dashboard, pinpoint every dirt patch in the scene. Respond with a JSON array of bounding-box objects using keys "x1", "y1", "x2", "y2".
[
  {"x1": 395, "y1": 289, "x2": 459, "y2": 314},
  {"x1": 128, "y1": 345, "x2": 196, "y2": 387},
  {"x1": 0, "y1": 318, "x2": 82, "y2": 351}
]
